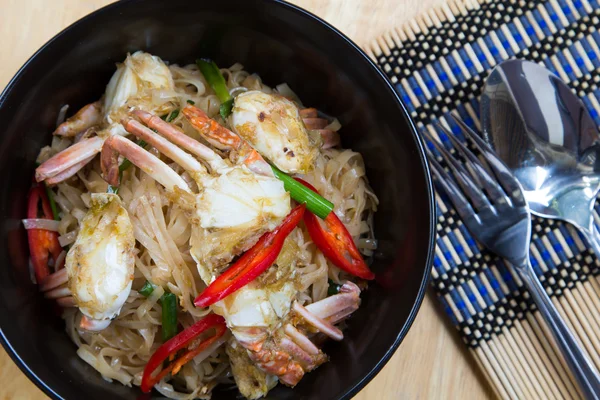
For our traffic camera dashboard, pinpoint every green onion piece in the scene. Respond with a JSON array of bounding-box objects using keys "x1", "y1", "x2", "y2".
[
  {"x1": 327, "y1": 279, "x2": 340, "y2": 296},
  {"x1": 187, "y1": 99, "x2": 195, "y2": 105},
  {"x1": 107, "y1": 185, "x2": 118, "y2": 194},
  {"x1": 44, "y1": 185, "x2": 60, "y2": 221},
  {"x1": 270, "y1": 165, "x2": 333, "y2": 219},
  {"x1": 161, "y1": 292, "x2": 178, "y2": 342},
  {"x1": 139, "y1": 281, "x2": 155, "y2": 297},
  {"x1": 34, "y1": 164, "x2": 61, "y2": 220},
  {"x1": 219, "y1": 99, "x2": 234, "y2": 119},
  {"x1": 166, "y1": 109, "x2": 179, "y2": 122},
  {"x1": 196, "y1": 59, "x2": 232, "y2": 104}
]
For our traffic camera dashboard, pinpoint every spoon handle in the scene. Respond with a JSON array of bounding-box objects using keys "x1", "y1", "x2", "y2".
[{"x1": 517, "y1": 260, "x2": 600, "y2": 399}]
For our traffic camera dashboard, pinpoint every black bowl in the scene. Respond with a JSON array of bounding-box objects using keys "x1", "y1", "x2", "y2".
[{"x1": 0, "y1": 0, "x2": 434, "y2": 399}]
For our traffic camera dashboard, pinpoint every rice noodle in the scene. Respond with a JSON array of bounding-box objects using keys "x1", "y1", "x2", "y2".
[
  {"x1": 58, "y1": 230, "x2": 78, "y2": 247},
  {"x1": 42, "y1": 61, "x2": 378, "y2": 399},
  {"x1": 22, "y1": 219, "x2": 60, "y2": 231}
]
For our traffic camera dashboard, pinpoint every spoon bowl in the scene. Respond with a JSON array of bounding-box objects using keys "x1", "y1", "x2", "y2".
[{"x1": 481, "y1": 59, "x2": 600, "y2": 255}]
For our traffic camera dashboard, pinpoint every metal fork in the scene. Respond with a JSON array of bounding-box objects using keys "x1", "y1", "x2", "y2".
[{"x1": 426, "y1": 115, "x2": 600, "y2": 400}]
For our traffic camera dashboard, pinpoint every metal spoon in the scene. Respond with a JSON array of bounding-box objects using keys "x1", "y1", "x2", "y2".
[{"x1": 480, "y1": 59, "x2": 600, "y2": 257}]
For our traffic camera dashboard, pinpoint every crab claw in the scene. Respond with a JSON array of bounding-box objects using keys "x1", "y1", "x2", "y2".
[
  {"x1": 53, "y1": 101, "x2": 102, "y2": 137},
  {"x1": 181, "y1": 105, "x2": 273, "y2": 176}
]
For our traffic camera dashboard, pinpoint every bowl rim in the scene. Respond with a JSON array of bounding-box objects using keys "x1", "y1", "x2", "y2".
[{"x1": 0, "y1": 0, "x2": 435, "y2": 399}]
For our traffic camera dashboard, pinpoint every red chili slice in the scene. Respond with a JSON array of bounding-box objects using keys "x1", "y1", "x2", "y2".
[
  {"x1": 295, "y1": 178, "x2": 375, "y2": 280},
  {"x1": 27, "y1": 186, "x2": 62, "y2": 283},
  {"x1": 194, "y1": 204, "x2": 306, "y2": 308},
  {"x1": 141, "y1": 314, "x2": 227, "y2": 393}
]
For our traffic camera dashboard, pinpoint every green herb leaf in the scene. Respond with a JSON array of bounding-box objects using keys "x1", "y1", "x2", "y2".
[
  {"x1": 161, "y1": 292, "x2": 178, "y2": 342},
  {"x1": 139, "y1": 281, "x2": 155, "y2": 297},
  {"x1": 270, "y1": 165, "x2": 333, "y2": 219},
  {"x1": 187, "y1": 100, "x2": 195, "y2": 105}
]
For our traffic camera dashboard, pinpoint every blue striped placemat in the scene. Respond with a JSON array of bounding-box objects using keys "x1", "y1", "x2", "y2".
[{"x1": 370, "y1": 0, "x2": 600, "y2": 398}]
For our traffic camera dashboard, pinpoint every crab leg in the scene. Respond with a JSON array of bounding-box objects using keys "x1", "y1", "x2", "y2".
[
  {"x1": 44, "y1": 286, "x2": 71, "y2": 299},
  {"x1": 45, "y1": 154, "x2": 96, "y2": 185},
  {"x1": 56, "y1": 297, "x2": 76, "y2": 307},
  {"x1": 284, "y1": 324, "x2": 320, "y2": 355},
  {"x1": 121, "y1": 118, "x2": 207, "y2": 180},
  {"x1": 36, "y1": 136, "x2": 104, "y2": 183},
  {"x1": 54, "y1": 101, "x2": 102, "y2": 137},
  {"x1": 301, "y1": 117, "x2": 328, "y2": 130},
  {"x1": 181, "y1": 106, "x2": 273, "y2": 176},
  {"x1": 278, "y1": 337, "x2": 315, "y2": 368},
  {"x1": 319, "y1": 130, "x2": 341, "y2": 150},
  {"x1": 299, "y1": 108, "x2": 340, "y2": 149},
  {"x1": 132, "y1": 110, "x2": 228, "y2": 172},
  {"x1": 101, "y1": 135, "x2": 191, "y2": 193},
  {"x1": 299, "y1": 108, "x2": 318, "y2": 118},
  {"x1": 39, "y1": 268, "x2": 68, "y2": 292},
  {"x1": 305, "y1": 281, "x2": 360, "y2": 321},
  {"x1": 293, "y1": 302, "x2": 343, "y2": 341},
  {"x1": 182, "y1": 106, "x2": 244, "y2": 151}
]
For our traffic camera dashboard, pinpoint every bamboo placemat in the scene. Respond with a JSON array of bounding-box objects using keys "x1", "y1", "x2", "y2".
[{"x1": 370, "y1": 0, "x2": 600, "y2": 398}]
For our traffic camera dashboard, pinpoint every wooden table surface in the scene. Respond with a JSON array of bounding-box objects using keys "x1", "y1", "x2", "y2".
[{"x1": 0, "y1": 0, "x2": 495, "y2": 399}]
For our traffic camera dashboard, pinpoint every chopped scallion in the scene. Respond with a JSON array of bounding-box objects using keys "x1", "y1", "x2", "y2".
[
  {"x1": 166, "y1": 109, "x2": 179, "y2": 122},
  {"x1": 196, "y1": 59, "x2": 233, "y2": 119},
  {"x1": 187, "y1": 99, "x2": 195, "y2": 105},
  {"x1": 161, "y1": 292, "x2": 178, "y2": 342},
  {"x1": 219, "y1": 99, "x2": 234, "y2": 120},
  {"x1": 139, "y1": 281, "x2": 155, "y2": 297},
  {"x1": 44, "y1": 185, "x2": 60, "y2": 221},
  {"x1": 270, "y1": 165, "x2": 333, "y2": 219},
  {"x1": 34, "y1": 162, "x2": 61, "y2": 221}
]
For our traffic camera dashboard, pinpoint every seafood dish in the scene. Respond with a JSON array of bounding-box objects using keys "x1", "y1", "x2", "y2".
[{"x1": 24, "y1": 51, "x2": 378, "y2": 399}]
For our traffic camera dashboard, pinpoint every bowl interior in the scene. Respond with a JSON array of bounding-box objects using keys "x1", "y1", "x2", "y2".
[{"x1": 0, "y1": 1, "x2": 434, "y2": 399}]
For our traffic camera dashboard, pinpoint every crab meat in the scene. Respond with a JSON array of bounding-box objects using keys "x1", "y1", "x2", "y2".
[
  {"x1": 101, "y1": 109, "x2": 291, "y2": 272},
  {"x1": 39, "y1": 193, "x2": 135, "y2": 331},
  {"x1": 103, "y1": 51, "x2": 174, "y2": 130},
  {"x1": 229, "y1": 91, "x2": 319, "y2": 174},
  {"x1": 35, "y1": 51, "x2": 175, "y2": 184}
]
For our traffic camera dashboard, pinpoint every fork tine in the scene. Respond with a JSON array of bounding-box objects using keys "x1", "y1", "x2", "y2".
[
  {"x1": 436, "y1": 123, "x2": 508, "y2": 204},
  {"x1": 422, "y1": 129, "x2": 492, "y2": 211},
  {"x1": 451, "y1": 114, "x2": 526, "y2": 206},
  {"x1": 427, "y1": 151, "x2": 475, "y2": 221}
]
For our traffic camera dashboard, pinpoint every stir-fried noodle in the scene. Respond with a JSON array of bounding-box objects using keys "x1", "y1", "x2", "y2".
[{"x1": 34, "y1": 53, "x2": 378, "y2": 399}]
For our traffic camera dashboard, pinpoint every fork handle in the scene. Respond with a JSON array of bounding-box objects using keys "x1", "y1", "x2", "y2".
[{"x1": 518, "y1": 263, "x2": 600, "y2": 399}]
